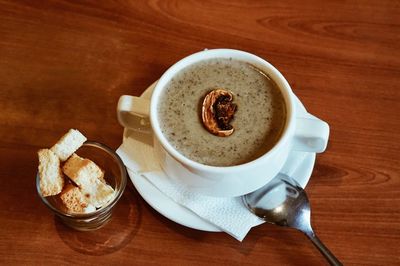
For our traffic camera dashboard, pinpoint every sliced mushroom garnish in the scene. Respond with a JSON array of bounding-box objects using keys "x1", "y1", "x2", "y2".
[{"x1": 201, "y1": 89, "x2": 237, "y2": 137}]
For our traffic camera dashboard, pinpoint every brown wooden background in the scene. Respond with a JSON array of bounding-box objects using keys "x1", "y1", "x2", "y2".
[{"x1": 0, "y1": 0, "x2": 399, "y2": 265}]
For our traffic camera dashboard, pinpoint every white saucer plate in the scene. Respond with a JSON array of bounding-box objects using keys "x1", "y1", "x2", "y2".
[{"x1": 123, "y1": 82, "x2": 316, "y2": 232}]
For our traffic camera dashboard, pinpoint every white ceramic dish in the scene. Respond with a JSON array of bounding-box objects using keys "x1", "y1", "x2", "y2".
[
  {"x1": 118, "y1": 50, "x2": 329, "y2": 197},
  {"x1": 122, "y1": 82, "x2": 316, "y2": 232}
]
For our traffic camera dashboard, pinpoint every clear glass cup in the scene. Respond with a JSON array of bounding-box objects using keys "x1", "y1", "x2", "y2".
[{"x1": 36, "y1": 141, "x2": 127, "y2": 231}]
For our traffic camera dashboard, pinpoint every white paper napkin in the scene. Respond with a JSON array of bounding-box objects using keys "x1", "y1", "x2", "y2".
[{"x1": 116, "y1": 131, "x2": 307, "y2": 241}]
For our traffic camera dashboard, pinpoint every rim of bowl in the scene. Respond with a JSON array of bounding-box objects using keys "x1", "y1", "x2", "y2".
[{"x1": 150, "y1": 48, "x2": 295, "y2": 172}]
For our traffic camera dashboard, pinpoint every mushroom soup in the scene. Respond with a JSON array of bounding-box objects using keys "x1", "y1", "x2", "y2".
[{"x1": 158, "y1": 58, "x2": 286, "y2": 166}]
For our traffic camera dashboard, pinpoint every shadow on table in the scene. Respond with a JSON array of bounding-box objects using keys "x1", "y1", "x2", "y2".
[
  {"x1": 55, "y1": 185, "x2": 141, "y2": 255},
  {"x1": 141, "y1": 197, "x2": 212, "y2": 241},
  {"x1": 148, "y1": 201, "x2": 321, "y2": 265},
  {"x1": 226, "y1": 224, "x2": 319, "y2": 265}
]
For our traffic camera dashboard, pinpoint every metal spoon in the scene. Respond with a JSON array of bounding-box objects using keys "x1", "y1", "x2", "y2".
[{"x1": 243, "y1": 174, "x2": 342, "y2": 266}]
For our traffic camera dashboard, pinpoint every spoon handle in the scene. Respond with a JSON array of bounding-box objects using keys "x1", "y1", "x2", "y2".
[{"x1": 305, "y1": 232, "x2": 343, "y2": 266}]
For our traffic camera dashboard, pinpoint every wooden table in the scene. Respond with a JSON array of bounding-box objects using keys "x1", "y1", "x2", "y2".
[{"x1": 1, "y1": 1, "x2": 399, "y2": 265}]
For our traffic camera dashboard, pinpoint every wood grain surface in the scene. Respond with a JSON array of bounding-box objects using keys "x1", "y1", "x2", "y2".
[{"x1": 0, "y1": 0, "x2": 399, "y2": 265}]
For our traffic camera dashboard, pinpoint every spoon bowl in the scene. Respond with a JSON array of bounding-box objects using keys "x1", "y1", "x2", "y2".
[{"x1": 243, "y1": 174, "x2": 342, "y2": 266}]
